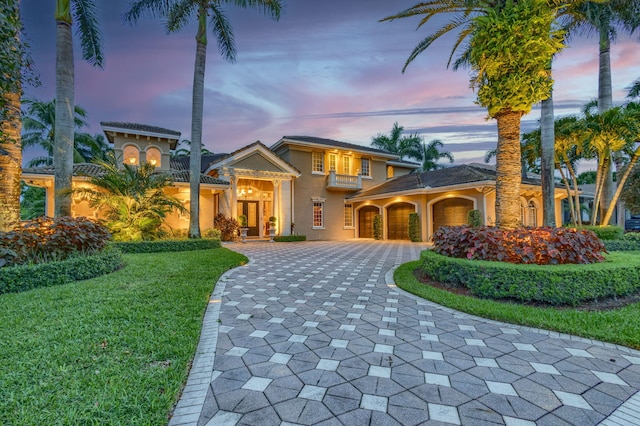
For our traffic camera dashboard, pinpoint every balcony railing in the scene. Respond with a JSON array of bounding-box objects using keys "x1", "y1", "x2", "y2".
[{"x1": 327, "y1": 170, "x2": 362, "y2": 191}]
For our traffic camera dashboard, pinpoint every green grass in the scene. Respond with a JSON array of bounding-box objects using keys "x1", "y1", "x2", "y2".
[
  {"x1": 395, "y1": 260, "x2": 640, "y2": 350},
  {"x1": 0, "y1": 248, "x2": 247, "y2": 425}
]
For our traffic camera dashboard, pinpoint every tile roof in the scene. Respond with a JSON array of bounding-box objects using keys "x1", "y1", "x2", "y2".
[
  {"x1": 170, "y1": 153, "x2": 229, "y2": 173},
  {"x1": 277, "y1": 136, "x2": 400, "y2": 157},
  {"x1": 100, "y1": 121, "x2": 181, "y2": 137}
]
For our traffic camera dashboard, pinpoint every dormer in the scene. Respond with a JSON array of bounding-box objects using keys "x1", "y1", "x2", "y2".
[{"x1": 100, "y1": 122, "x2": 180, "y2": 171}]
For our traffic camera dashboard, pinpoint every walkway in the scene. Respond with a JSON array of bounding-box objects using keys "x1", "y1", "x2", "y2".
[{"x1": 170, "y1": 241, "x2": 640, "y2": 426}]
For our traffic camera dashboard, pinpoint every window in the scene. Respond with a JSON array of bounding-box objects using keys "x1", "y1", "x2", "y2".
[
  {"x1": 342, "y1": 156, "x2": 351, "y2": 175},
  {"x1": 387, "y1": 165, "x2": 394, "y2": 178},
  {"x1": 360, "y1": 158, "x2": 370, "y2": 177},
  {"x1": 527, "y1": 200, "x2": 537, "y2": 227},
  {"x1": 344, "y1": 204, "x2": 354, "y2": 228},
  {"x1": 146, "y1": 147, "x2": 161, "y2": 167},
  {"x1": 329, "y1": 154, "x2": 337, "y2": 172},
  {"x1": 312, "y1": 152, "x2": 324, "y2": 173},
  {"x1": 313, "y1": 202, "x2": 324, "y2": 228},
  {"x1": 123, "y1": 145, "x2": 139, "y2": 166}
]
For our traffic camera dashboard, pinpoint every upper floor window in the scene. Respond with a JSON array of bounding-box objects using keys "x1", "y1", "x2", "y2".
[
  {"x1": 387, "y1": 165, "x2": 394, "y2": 179},
  {"x1": 342, "y1": 156, "x2": 351, "y2": 175},
  {"x1": 329, "y1": 153, "x2": 337, "y2": 172},
  {"x1": 312, "y1": 152, "x2": 324, "y2": 173},
  {"x1": 146, "y1": 147, "x2": 161, "y2": 167},
  {"x1": 123, "y1": 145, "x2": 139, "y2": 166},
  {"x1": 360, "y1": 158, "x2": 370, "y2": 177}
]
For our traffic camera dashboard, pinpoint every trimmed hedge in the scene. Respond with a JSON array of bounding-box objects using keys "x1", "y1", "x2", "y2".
[
  {"x1": 420, "y1": 249, "x2": 640, "y2": 306},
  {"x1": 274, "y1": 235, "x2": 306, "y2": 242},
  {"x1": 409, "y1": 213, "x2": 421, "y2": 242},
  {"x1": 576, "y1": 225, "x2": 624, "y2": 240},
  {"x1": 111, "y1": 238, "x2": 221, "y2": 254},
  {"x1": 0, "y1": 246, "x2": 125, "y2": 295},
  {"x1": 604, "y1": 240, "x2": 640, "y2": 251}
]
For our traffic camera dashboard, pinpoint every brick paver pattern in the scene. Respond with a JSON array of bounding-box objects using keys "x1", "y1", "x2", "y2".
[{"x1": 170, "y1": 241, "x2": 640, "y2": 426}]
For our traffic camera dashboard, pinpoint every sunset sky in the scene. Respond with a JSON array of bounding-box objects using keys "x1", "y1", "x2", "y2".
[{"x1": 20, "y1": 0, "x2": 640, "y2": 165}]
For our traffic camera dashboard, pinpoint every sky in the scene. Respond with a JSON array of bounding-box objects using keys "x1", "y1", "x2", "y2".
[{"x1": 20, "y1": 0, "x2": 640, "y2": 167}]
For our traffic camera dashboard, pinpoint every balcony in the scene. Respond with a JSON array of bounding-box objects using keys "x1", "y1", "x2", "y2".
[{"x1": 327, "y1": 170, "x2": 362, "y2": 191}]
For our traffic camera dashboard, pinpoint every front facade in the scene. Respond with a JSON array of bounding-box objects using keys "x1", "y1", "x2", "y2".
[{"x1": 22, "y1": 122, "x2": 566, "y2": 241}]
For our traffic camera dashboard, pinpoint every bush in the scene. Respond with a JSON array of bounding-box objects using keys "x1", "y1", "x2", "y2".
[
  {"x1": 0, "y1": 216, "x2": 111, "y2": 267},
  {"x1": 408, "y1": 213, "x2": 421, "y2": 242},
  {"x1": 214, "y1": 214, "x2": 239, "y2": 241},
  {"x1": 273, "y1": 235, "x2": 306, "y2": 242},
  {"x1": 623, "y1": 232, "x2": 640, "y2": 241},
  {"x1": 432, "y1": 226, "x2": 604, "y2": 265},
  {"x1": 111, "y1": 238, "x2": 221, "y2": 254},
  {"x1": 420, "y1": 250, "x2": 640, "y2": 305},
  {"x1": 0, "y1": 246, "x2": 124, "y2": 295},
  {"x1": 576, "y1": 225, "x2": 623, "y2": 240},
  {"x1": 467, "y1": 209, "x2": 482, "y2": 227},
  {"x1": 373, "y1": 215, "x2": 383, "y2": 240},
  {"x1": 203, "y1": 228, "x2": 222, "y2": 240},
  {"x1": 604, "y1": 240, "x2": 640, "y2": 251}
]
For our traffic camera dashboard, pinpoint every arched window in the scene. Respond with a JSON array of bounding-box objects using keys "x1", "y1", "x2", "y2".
[
  {"x1": 146, "y1": 147, "x2": 161, "y2": 167},
  {"x1": 527, "y1": 200, "x2": 538, "y2": 227},
  {"x1": 123, "y1": 145, "x2": 139, "y2": 166}
]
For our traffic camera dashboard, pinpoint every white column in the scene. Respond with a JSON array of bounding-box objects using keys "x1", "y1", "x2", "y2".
[
  {"x1": 230, "y1": 175, "x2": 238, "y2": 218},
  {"x1": 273, "y1": 179, "x2": 281, "y2": 234}
]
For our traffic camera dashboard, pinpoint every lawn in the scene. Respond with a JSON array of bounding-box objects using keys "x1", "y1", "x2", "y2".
[
  {"x1": 395, "y1": 260, "x2": 640, "y2": 350},
  {"x1": 0, "y1": 248, "x2": 247, "y2": 425}
]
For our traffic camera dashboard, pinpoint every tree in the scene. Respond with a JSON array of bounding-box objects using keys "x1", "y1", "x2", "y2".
[
  {"x1": 171, "y1": 138, "x2": 214, "y2": 158},
  {"x1": 125, "y1": 0, "x2": 282, "y2": 239},
  {"x1": 20, "y1": 183, "x2": 46, "y2": 220},
  {"x1": 54, "y1": 0, "x2": 104, "y2": 217},
  {"x1": 370, "y1": 122, "x2": 423, "y2": 162},
  {"x1": 0, "y1": 0, "x2": 26, "y2": 231},
  {"x1": 419, "y1": 139, "x2": 453, "y2": 171},
  {"x1": 628, "y1": 78, "x2": 640, "y2": 100},
  {"x1": 70, "y1": 159, "x2": 187, "y2": 241}
]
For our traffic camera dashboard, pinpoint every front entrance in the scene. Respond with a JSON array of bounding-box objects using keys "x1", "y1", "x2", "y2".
[
  {"x1": 358, "y1": 206, "x2": 379, "y2": 238},
  {"x1": 387, "y1": 203, "x2": 414, "y2": 240},
  {"x1": 237, "y1": 201, "x2": 259, "y2": 236}
]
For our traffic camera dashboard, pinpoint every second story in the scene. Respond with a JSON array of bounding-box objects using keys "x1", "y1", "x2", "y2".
[{"x1": 270, "y1": 136, "x2": 419, "y2": 191}]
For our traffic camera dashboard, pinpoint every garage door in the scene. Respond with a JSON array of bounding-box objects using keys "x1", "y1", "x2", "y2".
[
  {"x1": 387, "y1": 203, "x2": 414, "y2": 240},
  {"x1": 358, "y1": 206, "x2": 379, "y2": 238},
  {"x1": 432, "y1": 198, "x2": 474, "y2": 232}
]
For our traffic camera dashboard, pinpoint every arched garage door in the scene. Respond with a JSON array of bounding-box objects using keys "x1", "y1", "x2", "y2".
[
  {"x1": 432, "y1": 198, "x2": 474, "y2": 232},
  {"x1": 387, "y1": 203, "x2": 414, "y2": 240},
  {"x1": 358, "y1": 206, "x2": 379, "y2": 238}
]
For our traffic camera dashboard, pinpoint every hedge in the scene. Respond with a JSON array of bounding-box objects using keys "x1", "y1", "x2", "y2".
[
  {"x1": 111, "y1": 238, "x2": 221, "y2": 254},
  {"x1": 273, "y1": 235, "x2": 306, "y2": 242},
  {"x1": 604, "y1": 240, "x2": 640, "y2": 251},
  {"x1": 420, "y1": 249, "x2": 640, "y2": 306},
  {"x1": 575, "y1": 225, "x2": 623, "y2": 240},
  {"x1": 0, "y1": 246, "x2": 125, "y2": 295}
]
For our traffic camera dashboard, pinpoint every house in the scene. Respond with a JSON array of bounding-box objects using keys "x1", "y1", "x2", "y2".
[{"x1": 21, "y1": 122, "x2": 567, "y2": 241}]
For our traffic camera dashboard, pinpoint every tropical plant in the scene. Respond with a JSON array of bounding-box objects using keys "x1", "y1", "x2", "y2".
[
  {"x1": 70, "y1": 160, "x2": 187, "y2": 241},
  {"x1": 125, "y1": 0, "x2": 282, "y2": 239},
  {"x1": 419, "y1": 139, "x2": 453, "y2": 171},
  {"x1": 370, "y1": 122, "x2": 423, "y2": 162},
  {"x1": 170, "y1": 138, "x2": 214, "y2": 158},
  {"x1": 20, "y1": 182, "x2": 46, "y2": 220},
  {"x1": 53, "y1": 0, "x2": 104, "y2": 217}
]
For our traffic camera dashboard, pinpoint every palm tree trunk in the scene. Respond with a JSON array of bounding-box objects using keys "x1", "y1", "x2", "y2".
[
  {"x1": 495, "y1": 109, "x2": 523, "y2": 230},
  {"x1": 0, "y1": 92, "x2": 22, "y2": 231},
  {"x1": 562, "y1": 152, "x2": 582, "y2": 226},
  {"x1": 188, "y1": 9, "x2": 207, "y2": 239},
  {"x1": 557, "y1": 163, "x2": 576, "y2": 226},
  {"x1": 598, "y1": 28, "x2": 615, "y2": 224},
  {"x1": 54, "y1": 4, "x2": 74, "y2": 217},
  {"x1": 602, "y1": 147, "x2": 640, "y2": 225},
  {"x1": 540, "y1": 92, "x2": 556, "y2": 227}
]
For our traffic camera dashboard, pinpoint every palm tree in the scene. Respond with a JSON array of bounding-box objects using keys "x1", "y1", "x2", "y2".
[
  {"x1": 170, "y1": 138, "x2": 214, "y2": 158},
  {"x1": 371, "y1": 122, "x2": 424, "y2": 162},
  {"x1": 54, "y1": 0, "x2": 104, "y2": 217},
  {"x1": 125, "y1": 0, "x2": 282, "y2": 239},
  {"x1": 70, "y1": 159, "x2": 187, "y2": 241},
  {"x1": 420, "y1": 139, "x2": 453, "y2": 171},
  {"x1": 627, "y1": 77, "x2": 640, "y2": 100},
  {"x1": 384, "y1": 0, "x2": 565, "y2": 229},
  {"x1": 0, "y1": 0, "x2": 25, "y2": 231}
]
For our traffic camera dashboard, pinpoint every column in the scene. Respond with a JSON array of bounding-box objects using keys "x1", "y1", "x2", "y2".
[{"x1": 273, "y1": 179, "x2": 280, "y2": 234}]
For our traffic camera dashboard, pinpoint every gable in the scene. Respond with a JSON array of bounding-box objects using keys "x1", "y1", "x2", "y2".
[{"x1": 229, "y1": 152, "x2": 288, "y2": 173}]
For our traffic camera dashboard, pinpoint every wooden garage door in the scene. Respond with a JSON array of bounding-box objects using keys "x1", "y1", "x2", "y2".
[
  {"x1": 387, "y1": 203, "x2": 414, "y2": 240},
  {"x1": 432, "y1": 198, "x2": 474, "y2": 232},
  {"x1": 359, "y1": 206, "x2": 379, "y2": 238}
]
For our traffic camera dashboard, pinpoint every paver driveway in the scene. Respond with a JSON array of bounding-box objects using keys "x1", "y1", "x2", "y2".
[{"x1": 170, "y1": 241, "x2": 640, "y2": 426}]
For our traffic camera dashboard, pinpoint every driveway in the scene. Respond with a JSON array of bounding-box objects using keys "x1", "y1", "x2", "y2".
[{"x1": 170, "y1": 241, "x2": 640, "y2": 426}]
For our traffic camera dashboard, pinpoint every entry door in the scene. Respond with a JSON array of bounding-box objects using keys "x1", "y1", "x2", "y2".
[{"x1": 238, "y1": 201, "x2": 259, "y2": 236}]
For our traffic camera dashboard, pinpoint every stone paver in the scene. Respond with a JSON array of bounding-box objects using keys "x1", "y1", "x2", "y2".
[{"x1": 168, "y1": 241, "x2": 640, "y2": 426}]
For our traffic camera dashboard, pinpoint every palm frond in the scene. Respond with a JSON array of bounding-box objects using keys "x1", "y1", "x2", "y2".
[
  {"x1": 210, "y1": 2, "x2": 237, "y2": 63},
  {"x1": 72, "y1": 0, "x2": 104, "y2": 67}
]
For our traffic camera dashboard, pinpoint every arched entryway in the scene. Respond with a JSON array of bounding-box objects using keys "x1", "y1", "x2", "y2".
[
  {"x1": 387, "y1": 202, "x2": 414, "y2": 240},
  {"x1": 358, "y1": 206, "x2": 379, "y2": 238},
  {"x1": 432, "y1": 198, "x2": 474, "y2": 232}
]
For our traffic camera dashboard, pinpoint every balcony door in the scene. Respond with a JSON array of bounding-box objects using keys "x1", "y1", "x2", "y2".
[{"x1": 237, "y1": 201, "x2": 259, "y2": 236}]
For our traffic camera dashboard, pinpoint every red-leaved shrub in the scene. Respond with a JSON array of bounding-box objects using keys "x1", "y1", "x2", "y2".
[
  {"x1": 0, "y1": 216, "x2": 111, "y2": 267},
  {"x1": 432, "y1": 226, "x2": 605, "y2": 265}
]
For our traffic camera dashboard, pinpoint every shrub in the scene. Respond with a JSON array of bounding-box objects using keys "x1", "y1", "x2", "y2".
[
  {"x1": 0, "y1": 216, "x2": 111, "y2": 267},
  {"x1": 576, "y1": 225, "x2": 623, "y2": 240},
  {"x1": 111, "y1": 238, "x2": 221, "y2": 254},
  {"x1": 373, "y1": 215, "x2": 383, "y2": 240},
  {"x1": 420, "y1": 250, "x2": 640, "y2": 305},
  {"x1": 203, "y1": 228, "x2": 222, "y2": 240},
  {"x1": 238, "y1": 215, "x2": 248, "y2": 227},
  {"x1": 0, "y1": 246, "x2": 125, "y2": 294},
  {"x1": 273, "y1": 235, "x2": 306, "y2": 242},
  {"x1": 214, "y1": 214, "x2": 239, "y2": 241},
  {"x1": 604, "y1": 240, "x2": 640, "y2": 251},
  {"x1": 467, "y1": 210, "x2": 482, "y2": 227},
  {"x1": 623, "y1": 232, "x2": 640, "y2": 241},
  {"x1": 408, "y1": 213, "x2": 421, "y2": 242},
  {"x1": 432, "y1": 226, "x2": 604, "y2": 265}
]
